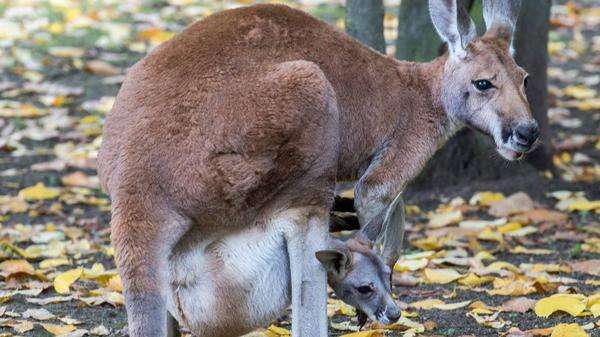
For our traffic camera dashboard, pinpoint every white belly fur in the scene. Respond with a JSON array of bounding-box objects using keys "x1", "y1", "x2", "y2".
[{"x1": 167, "y1": 221, "x2": 292, "y2": 335}]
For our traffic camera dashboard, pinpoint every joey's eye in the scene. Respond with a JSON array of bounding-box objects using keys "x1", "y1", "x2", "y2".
[
  {"x1": 472, "y1": 80, "x2": 494, "y2": 91},
  {"x1": 523, "y1": 76, "x2": 530, "y2": 88},
  {"x1": 356, "y1": 285, "x2": 373, "y2": 294}
]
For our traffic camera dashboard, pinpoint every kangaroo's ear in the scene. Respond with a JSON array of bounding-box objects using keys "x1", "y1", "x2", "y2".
[
  {"x1": 483, "y1": 0, "x2": 521, "y2": 45},
  {"x1": 429, "y1": 0, "x2": 477, "y2": 59},
  {"x1": 316, "y1": 249, "x2": 351, "y2": 279}
]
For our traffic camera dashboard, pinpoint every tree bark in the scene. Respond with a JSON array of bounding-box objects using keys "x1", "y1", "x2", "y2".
[
  {"x1": 395, "y1": 0, "x2": 440, "y2": 61},
  {"x1": 513, "y1": 0, "x2": 553, "y2": 171},
  {"x1": 345, "y1": 0, "x2": 386, "y2": 53},
  {"x1": 395, "y1": 0, "x2": 553, "y2": 190}
]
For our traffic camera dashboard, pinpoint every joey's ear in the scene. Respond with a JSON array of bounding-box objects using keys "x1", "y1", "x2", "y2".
[
  {"x1": 483, "y1": 0, "x2": 521, "y2": 44},
  {"x1": 429, "y1": 0, "x2": 477, "y2": 59},
  {"x1": 316, "y1": 249, "x2": 351, "y2": 279}
]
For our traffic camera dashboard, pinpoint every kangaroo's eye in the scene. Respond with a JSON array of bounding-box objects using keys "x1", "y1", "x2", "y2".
[
  {"x1": 356, "y1": 285, "x2": 373, "y2": 294},
  {"x1": 523, "y1": 76, "x2": 530, "y2": 88},
  {"x1": 472, "y1": 79, "x2": 494, "y2": 91}
]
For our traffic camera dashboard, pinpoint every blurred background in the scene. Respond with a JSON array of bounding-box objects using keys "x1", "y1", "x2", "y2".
[{"x1": 0, "y1": 1, "x2": 598, "y2": 336}]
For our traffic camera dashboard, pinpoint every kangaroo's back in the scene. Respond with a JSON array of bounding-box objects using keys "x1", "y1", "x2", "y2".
[{"x1": 98, "y1": 4, "x2": 398, "y2": 198}]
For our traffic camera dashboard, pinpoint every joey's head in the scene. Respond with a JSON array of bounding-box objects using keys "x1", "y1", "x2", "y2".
[
  {"x1": 430, "y1": 0, "x2": 539, "y2": 160},
  {"x1": 316, "y1": 239, "x2": 400, "y2": 325}
]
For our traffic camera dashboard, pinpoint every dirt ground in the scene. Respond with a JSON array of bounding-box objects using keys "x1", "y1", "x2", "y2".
[{"x1": 0, "y1": 1, "x2": 598, "y2": 337}]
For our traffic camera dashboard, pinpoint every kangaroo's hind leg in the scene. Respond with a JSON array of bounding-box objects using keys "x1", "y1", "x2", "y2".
[{"x1": 111, "y1": 199, "x2": 189, "y2": 337}]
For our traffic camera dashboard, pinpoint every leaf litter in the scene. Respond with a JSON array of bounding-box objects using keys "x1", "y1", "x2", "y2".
[{"x1": 0, "y1": 0, "x2": 599, "y2": 336}]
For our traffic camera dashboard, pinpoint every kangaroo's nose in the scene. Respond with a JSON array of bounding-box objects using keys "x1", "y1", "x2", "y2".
[
  {"x1": 385, "y1": 306, "x2": 401, "y2": 323},
  {"x1": 514, "y1": 123, "x2": 539, "y2": 148}
]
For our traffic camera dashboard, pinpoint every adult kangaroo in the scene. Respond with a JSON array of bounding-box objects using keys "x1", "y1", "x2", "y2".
[{"x1": 98, "y1": 0, "x2": 537, "y2": 336}]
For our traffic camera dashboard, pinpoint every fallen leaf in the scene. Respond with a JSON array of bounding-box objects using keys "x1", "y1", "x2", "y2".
[
  {"x1": 18, "y1": 182, "x2": 60, "y2": 200},
  {"x1": 469, "y1": 191, "x2": 505, "y2": 206},
  {"x1": 22, "y1": 308, "x2": 55, "y2": 320},
  {"x1": 409, "y1": 298, "x2": 445, "y2": 310},
  {"x1": 550, "y1": 323, "x2": 588, "y2": 337},
  {"x1": 264, "y1": 325, "x2": 291, "y2": 337},
  {"x1": 569, "y1": 260, "x2": 600, "y2": 276},
  {"x1": 428, "y1": 210, "x2": 463, "y2": 228},
  {"x1": 423, "y1": 268, "x2": 463, "y2": 284},
  {"x1": 458, "y1": 273, "x2": 494, "y2": 287},
  {"x1": 339, "y1": 330, "x2": 385, "y2": 337},
  {"x1": 488, "y1": 192, "x2": 534, "y2": 217},
  {"x1": 535, "y1": 293, "x2": 587, "y2": 318},
  {"x1": 61, "y1": 171, "x2": 99, "y2": 189},
  {"x1": 12, "y1": 320, "x2": 35, "y2": 333},
  {"x1": 84, "y1": 60, "x2": 120, "y2": 76},
  {"x1": 394, "y1": 258, "x2": 428, "y2": 272},
  {"x1": 54, "y1": 267, "x2": 83, "y2": 294},
  {"x1": 41, "y1": 323, "x2": 76, "y2": 336},
  {"x1": 502, "y1": 297, "x2": 537, "y2": 313},
  {"x1": 90, "y1": 325, "x2": 109, "y2": 335},
  {"x1": 0, "y1": 259, "x2": 36, "y2": 277}
]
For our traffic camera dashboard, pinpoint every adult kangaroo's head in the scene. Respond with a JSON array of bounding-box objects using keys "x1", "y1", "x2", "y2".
[{"x1": 430, "y1": 0, "x2": 539, "y2": 160}]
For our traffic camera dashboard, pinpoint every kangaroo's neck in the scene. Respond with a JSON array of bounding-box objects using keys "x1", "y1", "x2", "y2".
[{"x1": 334, "y1": 51, "x2": 457, "y2": 180}]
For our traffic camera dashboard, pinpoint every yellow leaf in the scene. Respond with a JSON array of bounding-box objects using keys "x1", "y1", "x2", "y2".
[
  {"x1": 105, "y1": 291, "x2": 125, "y2": 306},
  {"x1": 511, "y1": 246, "x2": 552, "y2": 255},
  {"x1": 423, "y1": 268, "x2": 462, "y2": 284},
  {"x1": 48, "y1": 46, "x2": 85, "y2": 58},
  {"x1": 469, "y1": 191, "x2": 505, "y2": 206},
  {"x1": 497, "y1": 222, "x2": 522, "y2": 234},
  {"x1": 428, "y1": 210, "x2": 462, "y2": 228},
  {"x1": 54, "y1": 267, "x2": 83, "y2": 294},
  {"x1": 567, "y1": 200, "x2": 600, "y2": 212},
  {"x1": 459, "y1": 273, "x2": 494, "y2": 287},
  {"x1": 535, "y1": 294, "x2": 587, "y2": 318},
  {"x1": 470, "y1": 307, "x2": 494, "y2": 315},
  {"x1": 327, "y1": 298, "x2": 356, "y2": 317},
  {"x1": 18, "y1": 182, "x2": 60, "y2": 201},
  {"x1": 394, "y1": 258, "x2": 428, "y2": 272},
  {"x1": 107, "y1": 275, "x2": 123, "y2": 292},
  {"x1": 410, "y1": 298, "x2": 445, "y2": 310},
  {"x1": 405, "y1": 205, "x2": 421, "y2": 215},
  {"x1": 563, "y1": 85, "x2": 596, "y2": 100},
  {"x1": 39, "y1": 258, "x2": 71, "y2": 269},
  {"x1": 474, "y1": 251, "x2": 496, "y2": 261},
  {"x1": 435, "y1": 300, "x2": 471, "y2": 310},
  {"x1": 460, "y1": 218, "x2": 506, "y2": 230},
  {"x1": 0, "y1": 196, "x2": 28, "y2": 213},
  {"x1": 411, "y1": 237, "x2": 442, "y2": 251},
  {"x1": 265, "y1": 325, "x2": 291, "y2": 337},
  {"x1": 138, "y1": 28, "x2": 175, "y2": 44},
  {"x1": 588, "y1": 294, "x2": 600, "y2": 317},
  {"x1": 550, "y1": 323, "x2": 589, "y2": 337},
  {"x1": 477, "y1": 228, "x2": 503, "y2": 242},
  {"x1": 488, "y1": 278, "x2": 536, "y2": 296},
  {"x1": 41, "y1": 323, "x2": 76, "y2": 336},
  {"x1": 486, "y1": 261, "x2": 521, "y2": 273},
  {"x1": 339, "y1": 330, "x2": 385, "y2": 337},
  {"x1": 0, "y1": 259, "x2": 36, "y2": 277},
  {"x1": 370, "y1": 316, "x2": 425, "y2": 332}
]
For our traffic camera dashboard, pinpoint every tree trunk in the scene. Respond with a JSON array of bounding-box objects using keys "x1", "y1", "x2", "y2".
[
  {"x1": 395, "y1": 0, "x2": 441, "y2": 61},
  {"x1": 395, "y1": 0, "x2": 553, "y2": 190},
  {"x1": 513, "y1": 0, "x2": 553, "y2": 171},
  {"x1": 345, "y1": 0, "x2": 386, "y2": 53}
]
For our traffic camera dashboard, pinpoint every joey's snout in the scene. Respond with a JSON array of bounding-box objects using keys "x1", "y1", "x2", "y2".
[{"x1": 382, "y1": 302, "x2": 401, "y2": 324}]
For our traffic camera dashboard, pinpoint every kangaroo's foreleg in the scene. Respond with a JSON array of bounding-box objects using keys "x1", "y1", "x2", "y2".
[{"x1": 284, "y1": 208, "x2": 329, "y2": 337}]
